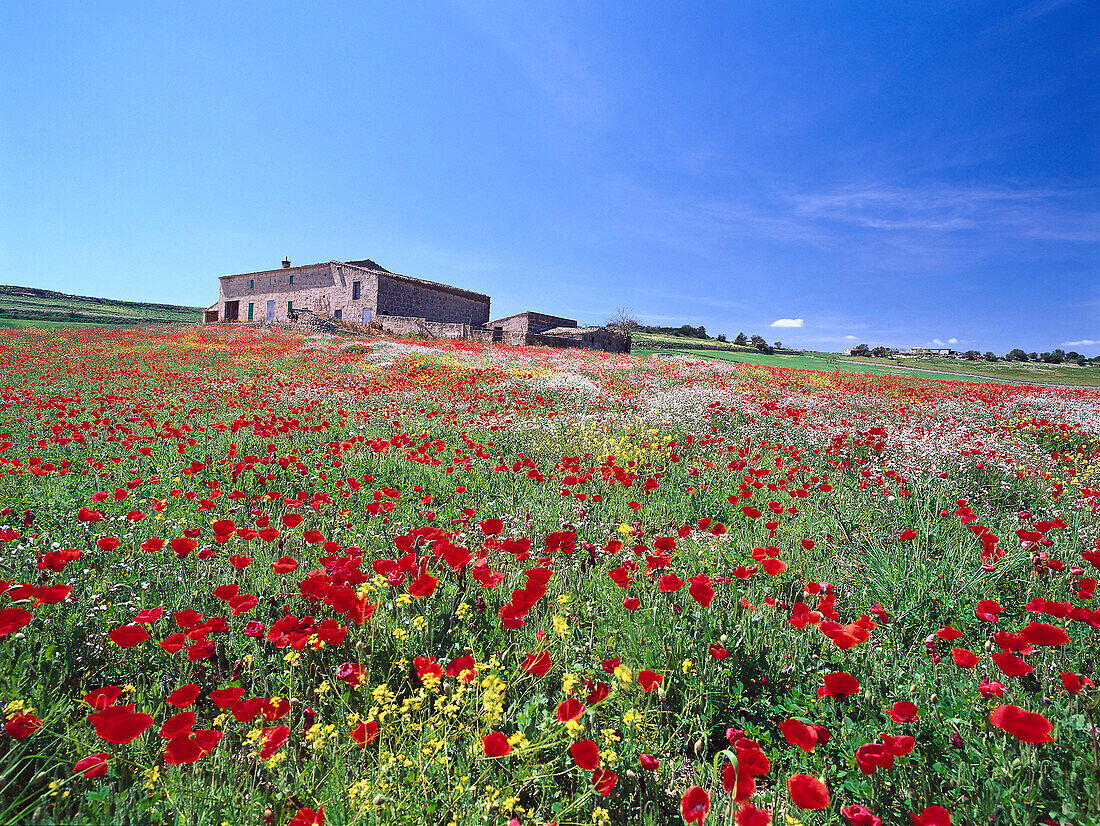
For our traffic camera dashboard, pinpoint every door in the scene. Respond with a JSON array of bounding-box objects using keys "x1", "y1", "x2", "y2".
[
  {"x1": 362, "y1": 308, "x2": 371, "y2": 324},
  {"x1": 266, "y1": 300, "x2": 275, "y2": 321},
  {"x1": 247, "y1": 303, "x2": 254, "y2": 321}
]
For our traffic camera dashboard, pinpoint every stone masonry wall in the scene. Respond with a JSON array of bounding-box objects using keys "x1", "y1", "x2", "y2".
[
  {"x1": 376, "y1": 274, "x2": 490, "y2": 326},
  {"x1": 488, "y1": 311, "x2": 577, "y2": 335},
  {"x1": 216, "y1": 264, "x2": 381, "y2": 324}
]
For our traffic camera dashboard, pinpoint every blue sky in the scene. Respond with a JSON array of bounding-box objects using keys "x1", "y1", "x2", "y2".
[{"x1": 1, "y1": 1, "x2": 1097, "y2": 354}]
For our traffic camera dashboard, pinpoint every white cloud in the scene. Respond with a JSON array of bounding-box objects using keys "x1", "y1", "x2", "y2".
[
  {"x1": 1063, "y1": 339, "x2": 1098, "y2": 346},
  {"x1": 844, "y1": 335, "x2": 858, "y2": 340},
  {"x1": 770, "y1": 318, "x2": 804, "y2": 328},
  {"x1": 948, "y1": 337, "x2": 958, "y2": 344},
  {"x1": 930, "y1": 338, "x2": 945, "y2": 346}
]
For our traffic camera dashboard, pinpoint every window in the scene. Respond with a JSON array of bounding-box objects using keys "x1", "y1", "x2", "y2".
[
  {"x1": 289, "y1": 275, "x2": 294, "y2": 285},
  {"x1": 334, "y1": 309, "x2": 342, "y2": 321},
  {"x1": 249, "y1": 279, "x2": 254, "y2": 289},
  {"x1": 352, "y1": 281, "x2": 361, "y2": 300},
  {"x1": 247, "y1": 303, "x2": 254, "y2": 321}
]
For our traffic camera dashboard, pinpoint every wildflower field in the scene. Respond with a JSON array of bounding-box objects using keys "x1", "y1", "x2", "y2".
[{"x1": 1, "y1": 326, "x2": 1099, "y2": 826}]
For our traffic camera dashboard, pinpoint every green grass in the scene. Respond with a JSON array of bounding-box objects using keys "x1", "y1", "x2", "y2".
[
  {"x1": 635, "y1": 347, "x2": 1006, "y2": 383},
  {"x1": 639, "y1": 347, "x2": 1100, "y2": 386},
  {"x1": 0, "y1": 286, "x2": 201, "y2": 327}
]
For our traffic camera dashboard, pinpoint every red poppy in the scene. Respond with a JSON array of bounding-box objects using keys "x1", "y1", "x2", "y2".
[
  {"x1": 0, "y1": 607, "x2": 32, "y2": 637},
  {"x1": 73, "y1": 752, "x2": 110, "y2": 779},
  {"x1": 737, "y1": 804, "x2": 772, "y2": 826},
  {"x1": 899, "y1": 530, "x2": 917, "y2": 541},
  {"x1": 1019, "y1": 622, "x2": 1069, "y2": 647},
  {"x1": 87, "y1": 704, "x2": 154, "y2": 744},
  {"x1": 108, "y1": 624, "x2": 149, "y2": 649},
  {"x1": 975, "y1": 599, "x2": 1002, "y2": 622},
  {"x1": 521, "y1": 650, "x2": 552, "y2": 676},
  {"x1": 761, "y1": 558, "x2": 788, "y2": 575},
  {"x1": 639, "y1": 753, "x2": 659, "y2": 770},
  {"x1": 480, "y1": 518, "x2": 503, "y2": 535},
  {"x1": 639, "y1": 670, "x2": 663, "y2": 692},
  {"x1": 950, "y1": 648, "x2": 980, "y2": 668},
  {"x1": 84, "y1": 686, "x2": 123, "y2": 710},
  {"x1": 6, "y1": 711, "x2": 42, "y2": 738},
  {"x1": 571, "y1": 739, "x2": 599, "y2": 770},
  {"x1": 842, "y1": 804, "x2": 882, "y2": 826},
  {"x1": 159, "y1": 711, "x2": 196, "y2": 739},
  {"x1": 556, "y1": 698, "x2": 585, "y2": 722},
  {"x1": 681, "y1": 786, "x2": 710, "y2": 824},
  {"x1": 779, "y1": 718, "x2": 818, "y2": 752},
  {"x1": 989, "y1": 705, "x2": 1054, "y2": 743},
  {"x1": 709, "y1": 643, "x2": 730, "y2": 660},
  {"x1": 97, "y1": 537, "x2": 121, "y2": 552},
  {"x1": 259, "y1": 725, "x2": 291, "y2": 759},
  {"x1": 659, "y1": 574, "x2": 684, "y2": 592},
  {"x1": 482, "y1": 731, "x2": 512, "y2": 757},
  {"x1": 817, "y1": 671, "x2": 860, "y2": 699},
  {"x1": 991, "y1": 651, "x2": 1033, "y2": 677},
  {"x1": 272, "y1": 556, "x2": 298, "y2": 574},
  {"x1": 788, "y1": 774, "x2": 830, "y2": 809},
  {"x1": 350, "y1": 720, "x2": 378, "y2": 745},
  {"x1": 408, "y1": 571, "x2": 439, "y2": 598},
  {"x1": 688, "y1": 575, "x2": 715, "y2": 607},
  {"x1": 886, "y1": 700, "x2": 919, "y2": 723},
  {"x1": 282, "y1": 513, "x2": 304, "y2": 528},
  {"x1": 592, "y1": 767, "x2": 617, "y2": 796},
  {"x1": 165, "y1": 684, "x2": 200, "y2": 709},
  {"x1": 288, "y1": 806, "x2": 323, "y2": 826},
  {"x1": 910, "y1": 805, "x2": 951, "y2": 826}
]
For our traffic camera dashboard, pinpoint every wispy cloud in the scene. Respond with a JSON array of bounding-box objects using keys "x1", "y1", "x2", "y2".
[
  {"x1": 1063, "y1": 339, "x2": 1098, "y2": 346},
  {"x1": 770, "y1": 318, "x2": 804, "y2": 328}
]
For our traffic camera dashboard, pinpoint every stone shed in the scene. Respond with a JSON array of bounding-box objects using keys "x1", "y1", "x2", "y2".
[{"x1": 204, "y1": 259, "x2": 490, "y2": 327}]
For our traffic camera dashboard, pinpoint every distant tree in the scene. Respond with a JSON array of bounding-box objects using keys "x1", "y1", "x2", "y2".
[
  {"x1": 733, "y1": 332, "x2": 748, "y2": 346},
  {"x1": 773, "y1": 341, "x2": 782, "y2": 349},
  {"x1": 1066, "y1": 351, "x2": 1081, "y2": 362},
  {"x1": 871, "y1": 345, "x2": 890, "y2": 358},
  {"x1": 852, "y1": 344, "x2": 870, "y2": 357},
  {"x1": 750, "y1": 334, "x2": 768, "y2": 350},
  {"x1": 606, "y1": 308, "x2": 641, "y2": 334},
  {"x1": 1073, "y1": 355, "x2": 1087, "y2": 366},
  {"x1": 1005, "y1": 349, "x2": 1027, "y2": 361},
  {"x1": 964, "y1": 350, "x2": 980, "y2": 360},
  {"x1": 716, "y1": 334, "x2": 727, "y2": 342},
  {"x1": 1045, "y1": 348, "x2": 1065, "y2": 364},
  {"x1": 984, "y1": 352, "x2": 998, "y2": 362},
  {"x1": 1028, "y1": 352, "x2": 1038, "y2": 361}
]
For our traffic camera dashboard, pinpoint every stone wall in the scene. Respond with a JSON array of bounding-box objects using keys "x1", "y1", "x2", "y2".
[
  {"x1": 376, "y1": 274, "x2": 490, "y2": 326},
  {"x1": 488, "y1": 311, "x2": 577, "y2": 335},
  {"x1": 525, "y1": 330, "x2": 632, "y2": 354},
  {"x1": 215, "y1": 264, "x2": 382, "y2": 324},
  {"x1": 374, "y1": 315, "x2": 478, "y2": 340}
]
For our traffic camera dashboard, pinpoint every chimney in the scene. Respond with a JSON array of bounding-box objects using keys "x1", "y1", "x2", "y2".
[{"x1": 282, "y1": 258, "x2": 291, "y2": 269}]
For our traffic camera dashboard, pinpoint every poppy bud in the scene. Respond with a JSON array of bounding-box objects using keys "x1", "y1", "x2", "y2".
[
  {"x1": 863, "y1": 689, "x2": 872, "y2": 702},
  {"x1": 951, "y1": 731, "x2": 964, "y2": 749},
  {"x1": 657, "y1": 686, "x2": 667, "y2": 702},
  {"x1": 263, "y1": 807, "x2": 274, "y2": 824},
  {"x1": 929, "y1": 694, "x2": 937, "y2": 706},
  {"x1": 694, "y1": 738, "x2": 705, "y2": 755},
  {"x1": 626, "y1": 770, "x2": 637, "y2": 779}
]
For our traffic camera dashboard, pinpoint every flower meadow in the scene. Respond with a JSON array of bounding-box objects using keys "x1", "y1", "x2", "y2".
[{"x1": 0, "y1": 326, "x2": 1099, "y2": 826}]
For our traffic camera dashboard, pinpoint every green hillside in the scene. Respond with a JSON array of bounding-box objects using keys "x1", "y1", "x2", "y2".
[
  {"x1": 635, "y1": 345, "x2": 1100, "y2": 387},
  {"x1": 0, "y1": 285, "x2": 201, "y2": 328}
]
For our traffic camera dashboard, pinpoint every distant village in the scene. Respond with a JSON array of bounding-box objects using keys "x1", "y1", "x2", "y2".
[{"x1": 202, "y1": 257, "x2": 631, "y2": 353}]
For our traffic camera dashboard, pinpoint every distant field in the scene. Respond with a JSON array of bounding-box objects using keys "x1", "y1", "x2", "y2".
[
  {"x1": 635, "y1": 346, "x2": 1100, "y2": 386},
  {"x1": 0, "y1": 285, "x2": 201, "y2": 327}
]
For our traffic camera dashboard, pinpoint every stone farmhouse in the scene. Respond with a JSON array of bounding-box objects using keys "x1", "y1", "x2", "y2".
[
  {"x1": 203, "y1": 259, "x2": 631, "y2": 353},
  {"x1": 204, "y1": 259, "x2": 489, "y2": 327}
]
